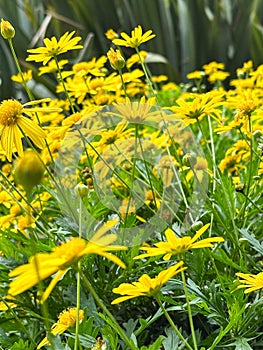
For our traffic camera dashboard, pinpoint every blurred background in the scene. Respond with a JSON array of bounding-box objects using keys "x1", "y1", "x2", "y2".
[{"x1": 0, "y1": 0, "x2": 262, "y2": 100}]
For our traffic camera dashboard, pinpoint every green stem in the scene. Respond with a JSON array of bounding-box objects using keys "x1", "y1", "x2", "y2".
[
  {"x1": 137, "y1": 134, "x2": 158, "y2": 210},
  {"x1": 123, "y1": 123, "x2": 139, "y2": 229},
  {"x1": 207, "y1": 116, "x2": 216, "y2": 237},
  {"x1": 118, "y1": 69, "x2": 128, "y2": 98},
  {"x1": 24, "y1": 195, "x2": 53, "y2": 350},
  {"x1": 74, "y1": 197, "x2": 83, "y2": 350},
  {"x1": 181, "y1": 269, "x2": 198, "y2": 350},
  {"x1": 164, "y1": 132, "x2": 193, "y2": 224},
  {"x1": 54, "y1": 55, "x2": 75, "y2": 113},
  {"x1": 242, "y1": 114, "x2": 253, "y2": 227},
  {"x1": 155, "y1": 294, "x2": 193, "y2": 350},
  {"x1": 197, "y1": 118, "x2": 239, "y2": 244},
  {"x1": 8, "y1": 37, "x2": 59, "y2": 169},
  {"x1": 80, "y1": 272, "x2": 138, "y2": 350},
  {"x1": 239, "y1": 190, "x2": 261, "y2": 211},
  {"x1": 207, "y1": 116, "x2": 216, "y2": 194},
  {"x1": 135, "y1": 47, "x2": 156, "y2": 97},
  {"x1": 74, "y1": 262, "x2": 81, "y2": 350},
  {"x1": 8, "y1": 38, "x2": 34, "y2": 100}
]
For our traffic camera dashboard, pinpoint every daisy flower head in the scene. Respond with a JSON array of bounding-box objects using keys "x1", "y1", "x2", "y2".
[
  {"x1": 111, "y1": 261, "x2": 186, "y2": 304},
  {"x1": 135, "y1": 223, "x2": 224, "y2": 261},
  {"x1": 186, "y1": 70, "x2": 204, "y2": 80},
  {"x1": 11, "y1": 70, "x2": 32, "y2": 83},
  {"x1": 235, "y1": 272, "x2": 263, "y2": 294},
  {"x1": 202, "y1": 61, "x2": 225, "y2": 75},
  {"x1": 105, "y1": 28, "x2": 119, "y2": 40},
  {"x1": 26, "y1": 31, "x2": 83, "y2": 65},
  {"x1": 38, "y1": 59, "x2": 69, "y2": 76},
  {"x1": 111, "y1": 96, "x2": 163, "y2": 124},
  {"x1": 8, "y1": 220, "x2": 127, "y2": 302},
  {"x1": 0, "y1": 98, "x2": 60, "y2": 161},
  {"x1": 113, "y1": 25, "x2": 156, "y2": 48},
  {"x1": 171, "y1": 90, "x2": 224, "y2": 126},
  {"x1": 37, "y1": 307, "x2": 84, "y2": 349}
]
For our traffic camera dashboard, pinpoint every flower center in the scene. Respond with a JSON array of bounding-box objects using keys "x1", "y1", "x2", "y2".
[
  {"x1": 172, "y1": 237, "x2": 192, "y2": 254},
  {"x1": 53, "y1": 237, "x2": 87, "y2": 269},
  {"x1": 0, "y1": 99, "x2": 23, "y2": 126}
]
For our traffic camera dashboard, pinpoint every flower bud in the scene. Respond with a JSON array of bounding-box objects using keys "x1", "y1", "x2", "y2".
[
  {"x1": 107, "y1": 48, "x2": 125, "y2": 70},
  {"x1": 1, "y1": 19, "x2": 15, "y2": 39},
  {"x1": 191, "y1": 220, "x2": 204, "y2": 231},
  {"x1": 235, "y1": 182, "x2": 246, "y2": 193},
  {"x1": 14, "y1": 149, "x2": 45, "y2": 194},
  {"x1": 74, "y1": 183, "x2": 89, "y2": 198}
]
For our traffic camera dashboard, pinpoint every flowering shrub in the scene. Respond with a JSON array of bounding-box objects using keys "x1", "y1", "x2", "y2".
[{"x1": 0, "y1": 20, "x2": 262, "y2": 350}]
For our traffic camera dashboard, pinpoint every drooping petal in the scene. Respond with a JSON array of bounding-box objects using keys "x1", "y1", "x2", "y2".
[
  {"x1": 190, "y1": 223, "x2": 210, "y2": 243},
  {"x1": 18, "y1": 117, "x2": 46, "y2": 149},
  {"x1": 41, "y1": 269, "x2": 69, "y2": 303}
]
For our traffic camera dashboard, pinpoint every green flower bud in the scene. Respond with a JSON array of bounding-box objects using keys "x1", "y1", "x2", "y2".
[
  {"x1": 14, "y1": 149, "x2": 45, "y2": 194},
  {"x1": 107, "y1": 48, "x2": 125, "y2": 70},
  {"x1": 1, "y1": 19, "x2": 15, "y2": 39},
  {"x1": 74, "y1": 183, "x2": 89, "y2": 198},
  {"x1": 235, "y1": 182, "x2": 246, "y2": 193},
  {"x1": 191, "y1": 220, "x2": 204, "y2": 231}
]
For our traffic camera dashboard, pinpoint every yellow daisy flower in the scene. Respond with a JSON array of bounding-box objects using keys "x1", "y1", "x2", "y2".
[
  {"x1": 111, "y1": 261, "x2": 186, "y2": 304},
  {"x1": 171, "y1": 91, "x2": 224, "y2": 125},
  {"x1": 235, "y1": 272, "x2": 263, "y2": 293},
  {"x1": 135, "y1": 224, "x2": 224, "y2": 260},
  {"x1": 8, "y1": 220, "x2": 127, "y2": 302},
  {"x1": 208, "y1": 70, "x2": 230, "y2": 83},
  {"x1": 111, "y1": 96, "x2": 162, "y2": 124},
  {"x1": 202, "y1": 61, "x2": 225, "y2": 75},
  {"x1": 186, "y1": 71, "x2": 204, "y2": 80},
  {"x1": 105, "y1": 28, "x2": 119, "y2": 40},
  {"x1": 38, "y1": 59, "x2": 68, "y2": 76},
  {"x1": 26, "y1": 31, "x2": 83, "y2": 65},
  {"x1": 0, "y1": 98, "x2": 60, "y2": 161},
  {"x1": 37, "y1": 308, "x2": 84, "y2": 349},
  {"x1": 113, "y1": 25, "x2": 156, "y2": 48},
  {"x1": 11, "y1": 70, "x2": 32, "y2": 83}
]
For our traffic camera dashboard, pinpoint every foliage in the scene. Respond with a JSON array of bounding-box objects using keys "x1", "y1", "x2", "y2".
[
  {"x1": 1, "y1": 0, "x2": 263, "y2": 100},
  {"x1": 0, "y1": 3, "x2": 263, "y2": 350}
]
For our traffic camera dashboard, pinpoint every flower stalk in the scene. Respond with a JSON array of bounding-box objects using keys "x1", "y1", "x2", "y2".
[
  {"x1": 80, "y1": 272, "x2": 138, "y2": 350},
  {"x1": 155, "y1": 294, "x2": 193, "y2": 350}
]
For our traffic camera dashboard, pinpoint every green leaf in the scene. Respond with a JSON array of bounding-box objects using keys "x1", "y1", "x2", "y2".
[
  {"x1": 211, "y1": 248, "x2": 245, "y2": 271},
  {"x1": 9, "y1": 339, "x2": 32, "y2": 350},
  {"x1": 230, "y1": 337, "x2": 254, "y2": 350},
  {"x1": 162, "y1": 327, "x2": 181, "y2": 350},
  {"x1": 140, "y1": 335, "x2": 164, "y2": 350},
  {"x1": 239, "y1": 229, "x2": 263, "y2": 255},
  {"x1": 123, "y1": 319, "x2": 138, "y2": 338}
]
